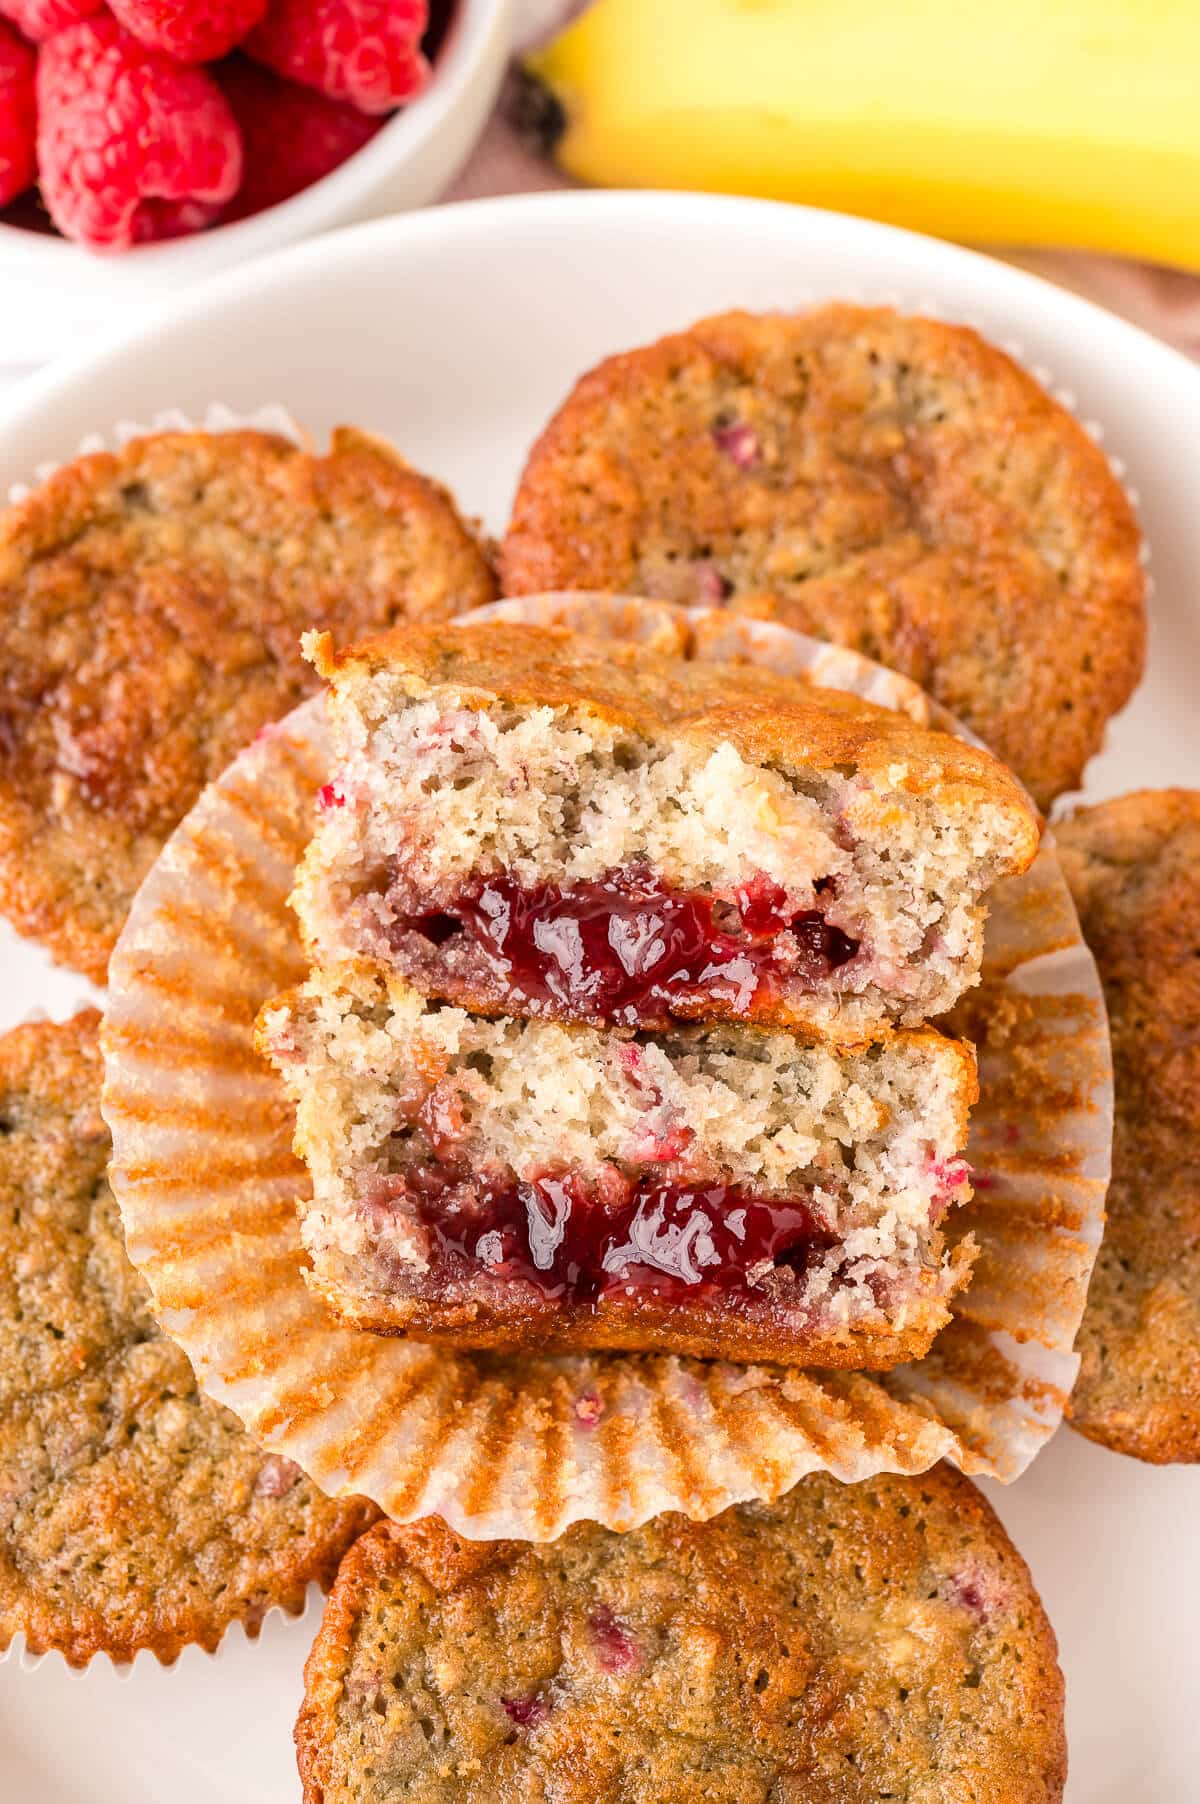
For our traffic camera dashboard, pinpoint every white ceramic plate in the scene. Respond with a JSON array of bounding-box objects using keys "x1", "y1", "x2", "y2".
[{"x1": 0, "y1": 192, "x2": 1196, "y2": 1804}]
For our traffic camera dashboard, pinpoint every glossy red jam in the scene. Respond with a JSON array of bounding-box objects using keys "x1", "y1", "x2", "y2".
[
  {"x1": 397, "y1": 866, "x2": 858, "y2": 1025},
  {"x1": 394, "y1": 1166, "x2": 835, "y2": 1305}
]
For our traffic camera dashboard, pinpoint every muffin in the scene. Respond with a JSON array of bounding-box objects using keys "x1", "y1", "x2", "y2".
[
  {"x1": 0, "y1": 1011, "x2": 377, "y2": 1665},
  {"x1": 259, "y1": 962, "x2": 978, "y2": 1365},
  {"x1": 1057, "y1": 790, "x2": 1200, "y2": 1462},
  {"x1": 500, "y1": 304, "x2": 1146, "y2": 809},
  {"x1": 295, "y1": 621, "x2": 1039, "y2": 1043},
  {"x1": 0, "y1": 426, "x2": 497, "y2": 983},
  {"x1": 296, "y1": 1466, "x2": 1067, "y2": 1804}
]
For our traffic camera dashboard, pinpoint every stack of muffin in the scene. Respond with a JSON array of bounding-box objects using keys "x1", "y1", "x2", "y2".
[{"x1": 259, "y1": 620, "x2": 1038, "y2": 1378}]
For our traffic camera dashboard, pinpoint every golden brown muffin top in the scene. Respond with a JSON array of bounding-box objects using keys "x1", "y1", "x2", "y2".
[
  {"x1": 1058, "y1": 789, "x2": 1200, "y2": 1462},
  {"x1": 0, "y1": 427, "x2": 497, "y2": 982},
  {"x1": 298, "y1": 1467, "x2": 1066, "y2": 1804},
  {"x1": 315, "y1": 619, "x2": 1040, "y2": 860},
  {"x1": 500, "y1": 305, "x2": 1146, "y2": 809},
  {"x1": 0, "y1": 1012, "x2": 376, "y2": 1666}
]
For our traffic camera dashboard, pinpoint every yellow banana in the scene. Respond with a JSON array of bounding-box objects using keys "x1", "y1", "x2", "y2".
[{"x1": 524, "y1": 0, "x2": 1200, "y2": 270}]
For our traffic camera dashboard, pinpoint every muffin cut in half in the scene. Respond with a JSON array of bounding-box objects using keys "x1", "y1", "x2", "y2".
[
  {"x1": 295, "y1": 622, "x2": 1039, "y2": 1044},
  {"x1": 258, "y1": 963, "x2": 978, "y2": 1366}
]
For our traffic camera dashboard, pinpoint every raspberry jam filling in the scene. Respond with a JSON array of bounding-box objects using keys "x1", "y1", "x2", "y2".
[
  {"x1": 394, "y1": 866, "x2": 859, "y2": 1024},
  {"x1": 381, "y1": 1166, "x2": 836, "y2": 1306}
]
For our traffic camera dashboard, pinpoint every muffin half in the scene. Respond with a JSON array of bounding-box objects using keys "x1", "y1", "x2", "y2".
[
  {"x1": 295, "y1": 622, "x2": 1038, "y2": 1045},
  {"x1": 258, "y1": 963, "x2": 977, "y2": 1366}
]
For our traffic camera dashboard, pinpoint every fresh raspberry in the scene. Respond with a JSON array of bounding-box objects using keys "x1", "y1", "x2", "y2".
[
  {"x1": 246, "y1": 0, "x2": 429, "y2": 115},
  {"x1": 130, "y1": 196, "x2": 227, "y2": 242},
  {"x1": 36, "y1": 17, "x2": 242, "y2": 250},
  {"x1": 107, "y1": 0, "x2": 267, "y2": 64},
  {"x1": 0, "y1": 19, "x2": 35, "y2": 208},
  {"x1": 216, "y1": 56, "x2": 382, "y2": 220},
  {"x1": 0, "y1": 0, "x2": 100, "y2": 44}
]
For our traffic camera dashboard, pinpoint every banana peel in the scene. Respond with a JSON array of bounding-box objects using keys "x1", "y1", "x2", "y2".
[{"x1": 523, "y1": 0, "x2": 1200, "y2": 270}]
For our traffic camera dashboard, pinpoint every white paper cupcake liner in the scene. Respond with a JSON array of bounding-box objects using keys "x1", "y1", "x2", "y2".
[
  {"x1": 4, "y1": 402, "x2": 308, "y2": 506},
  {"x1": 0, "y1": 1580, "x2": 325, "y2": 1677},
  {"x1": 100, "y1": 595, "x2": 1112, "y2": 1542}
]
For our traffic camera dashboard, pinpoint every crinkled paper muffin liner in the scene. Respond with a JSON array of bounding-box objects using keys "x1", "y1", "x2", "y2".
[
  {"x1": 4, "y1": 401, "x2": 307, "y2": 507},
  {"x1": 99, "y1": 596, "x2": 1112, "y2": 1542},
  {"x1": 0, "y1": 1583, "x2": 325, "y2": 1677}
]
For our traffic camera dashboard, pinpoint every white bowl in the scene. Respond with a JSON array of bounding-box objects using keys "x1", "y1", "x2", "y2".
[
  {"x1": 0, "y1": 0, "x2": 510, "y2": 355},
  {"x1": 0, "y1": 192, "x2": 1197, "y2": 1803}
]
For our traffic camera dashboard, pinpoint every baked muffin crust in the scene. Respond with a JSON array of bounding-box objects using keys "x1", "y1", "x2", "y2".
[
  {"x1": 500, "y1": 304, "x2": 1146, "y2": 808},
  {"x1": 297, "y1": 1466, "x2": 1066, "y2": 1804},
  {"x1": 1057, "y1": 789, "x2": 1200, "y2": 1462},
  {"x1": 0, "y1": 1012, "x2": 377, "y2": 1665},
  {"x1": 0, "y1": 427, "x2": 497, "y2": 981}
]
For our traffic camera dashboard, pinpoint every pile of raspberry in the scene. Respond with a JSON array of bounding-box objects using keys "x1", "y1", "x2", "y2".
[{"x1": 0, "y1": 0, "x2": 432, "y2": 250}]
